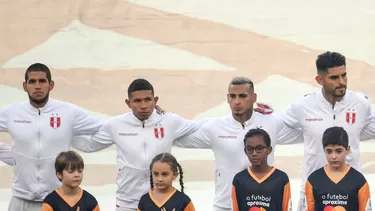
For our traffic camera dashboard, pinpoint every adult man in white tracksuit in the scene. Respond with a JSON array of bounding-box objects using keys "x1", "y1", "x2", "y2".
[
  {"x1": 279, "y1": 51, "x2": 375, "y2": 211},
  {"x1": 174, "y1": 76, "x2": 303, "y2": 211},
  {"x1": 0, "y1": 63, "x2": 104, "y2": 211},
  {"x1": 71, "y1": 78, "x2": 211, "y2": 211}
]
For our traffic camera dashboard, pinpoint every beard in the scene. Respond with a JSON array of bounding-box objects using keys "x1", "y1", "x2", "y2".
[
  {"x1": 332, "y1": 86, "x2": 347, "y2": 98},
  {"x1": 332, "y1": 92, "x2": 346, "y2": 98},
  {"x1": 28, "y1": 92, "x2": 49, "y2": 105},
  {"x1": 232, "y1": 108, "x2": 253, "y2": 117}
]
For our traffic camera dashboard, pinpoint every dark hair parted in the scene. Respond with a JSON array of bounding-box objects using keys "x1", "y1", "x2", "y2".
[{"x1": 149, "y1": 152, "x2": 184, "y2": 192}]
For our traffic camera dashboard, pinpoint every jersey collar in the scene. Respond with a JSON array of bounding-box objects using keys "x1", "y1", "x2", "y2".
[
  {"x1": 228, "y1": 111, "x2": 256, "y2": 128},
  {"x1": 129, "y1": 109, "x2": 160, "y2": 126},
  {"x1": 317, "y1": 89, "x2": 349, "y2": 109},
  {"x1": 27, "y1": 98, "x2": 54, "y2": 114}
]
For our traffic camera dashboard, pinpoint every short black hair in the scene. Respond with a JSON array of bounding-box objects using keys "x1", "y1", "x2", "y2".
[
  {"x1": 127, "y1": 78, "x2": 154, "y2": 98},
  {"x1": 243, "y1": 128, "x2": 271, "y2": 147},
  {"x1": 316, "y1": 51, "x2": 346, "y2": 74},
  {"x1": 322, "y1": 127, "x2": 349, "y2": 149},
  {"x1": 25, "y1": 63, "x2": 52, "y2": 82}
]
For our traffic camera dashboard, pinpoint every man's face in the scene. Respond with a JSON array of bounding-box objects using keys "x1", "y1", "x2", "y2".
[
  {"x1": 324, "y1": 144, "x2": 349, "y2": 169},
  {"x1": 316, "y1": 65, "x2": 347, "y2": 98},
  {"x1": 125, "y1": 90, "x2": 158, "y2": 121},
  {"x1": 23, "y1": 71, "x2": 54, "y2": 105},
  {"x1": 227, "y1": 84, "x2": 256, "y2": 116}
]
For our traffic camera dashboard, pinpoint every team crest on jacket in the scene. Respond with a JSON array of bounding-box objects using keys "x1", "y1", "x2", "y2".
[
  {"x1": 346, "y1": 110, "x2": 356, "y2": 125},
  {"x1": 154, "y1": 125, "x2": 164, "y2": 140},
  {"x1": 50, "y1": 114, "x2": 61, "y2": 129}
]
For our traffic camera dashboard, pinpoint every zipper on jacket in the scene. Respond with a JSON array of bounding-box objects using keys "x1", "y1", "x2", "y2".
[
  {"x1": 143, "y1": 139, "x2": 147, "y2": 189},
  {"x1": 37, "y1": 108, "x2": 41, "y2": 197},
  {"x1": 142, "y1": 121, "x2": 145, "y2": 128},
  {"x1": 332, "y1": 105, "x2": 336, "y2": 126},
  {"x1": 144, "y1": 141, "x2": 147, "y2": 164}
]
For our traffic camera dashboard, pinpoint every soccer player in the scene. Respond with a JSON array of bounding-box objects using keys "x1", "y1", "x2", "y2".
[
  {"x1": 0, "y1": 142, "x2": 13, "y2": 165},
  {"x1": 232, "y1": 128, "x2": 291, "y2": 211},
  {"x1": 137, "y1": 152, "x2": 195, "y2": 211},
  {"x1": 174, "y1": 76, "x2": 303, "y2": 211},
  {"x1": 0, "y1": 63, "x2": 105, "y2": 211},
  {"x1": 267, "y1": 51, "x2": 374, "y2": 211},
  {"x1": 305, "y1": 127, "x2": 372, "y2": 211},
  {"x1": 42, "y1": 150, "x2": 100, "y2": 211},
  {"x1": 71, "y1": 78, "x2": 207, "y2": 211}
]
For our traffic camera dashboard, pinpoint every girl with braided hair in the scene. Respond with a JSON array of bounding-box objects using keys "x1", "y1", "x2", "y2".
[{"x1": 137, "y1": 153, "x2": 195, "y2": 211}]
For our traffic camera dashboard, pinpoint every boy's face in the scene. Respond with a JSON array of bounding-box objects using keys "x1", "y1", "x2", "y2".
[
  {"x1": 57, "y1": 168, "x2": 83, "y2": 188},
  {"x1": 324, "y1": 144, "x2": 350, "y2": 168},
  {"x1": 244, "y1": 136, "x2": 272, "y2": 166}
]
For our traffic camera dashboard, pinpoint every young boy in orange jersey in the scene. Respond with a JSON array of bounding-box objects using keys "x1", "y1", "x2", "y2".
[
  {"x1": 232, "y1": 128, "x2": 292, "y2": 211},
  {"x1": 305, "y1": 126, "x2": 372, "y2": 211},
  {"x1": 42, "y1": 151, "x2": 100, "y2": 211}
]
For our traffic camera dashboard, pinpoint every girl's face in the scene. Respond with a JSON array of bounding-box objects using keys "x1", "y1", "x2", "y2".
[{"x1": 152, "y1": 161, "x2": 178, "y2": 191}]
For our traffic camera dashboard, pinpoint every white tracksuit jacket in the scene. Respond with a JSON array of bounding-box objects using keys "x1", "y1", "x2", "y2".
[
  {"x1": 174, "y1": 112, "x2": 303, "y2": 211},
  {"x1": 282, "y1": 89, "x2": 373, "y2": 201},
  {"x1": 0, "y1": 99, "x2": 103, "y2": 201},
  {"x1": 0, "y1": 142, "x2": 13, "y2": 165},
  {"x1": 71, "y1": 110, "x2": 205, "y2": 210}
]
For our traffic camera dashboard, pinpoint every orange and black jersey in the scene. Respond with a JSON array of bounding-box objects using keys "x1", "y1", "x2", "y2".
[
  {"x1": 137, "y1": 188, "x2": 195, "y2": 211},
  {"x1": 42, "y1": 188, "x2": 100, "y2": 211},
  {"x1": 232, "y1": 167, "x2": 292, "y2": 211},
  {"x1": 305, "y1": 165, "x2": 372, "y2": 211}
]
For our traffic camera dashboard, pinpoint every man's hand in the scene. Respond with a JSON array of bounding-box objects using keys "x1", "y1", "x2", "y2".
[
  {"x1": 0, "y1": 142, "x2": 14, "y2": 166},
  {"x1": 254, "y1": 102, "x2": 274, "y2": 115},
  {"x1": 155, "y1": 105, "x2": 166, "y2": 114}
]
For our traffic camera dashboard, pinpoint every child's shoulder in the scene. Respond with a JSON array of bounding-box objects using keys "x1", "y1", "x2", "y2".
[
  {"x1": 174, "y1": 189, "x2": 192, "y2": 205},
  {"x1": 175, "y1": 189, "x2": 190, "y2": 198},
  {"x1": 307, "y1": 166, "x2": 325, "y2": 180},
  {"x1": 234, "y1": 168, "x2": 250, "y2": 178},
  {"x1": 43, "y1": 190, "x2": 59, "y2": 202},
  {"x1": 270, "y1": 168, "x2": 290, "y2": 186},
  {"x1": 273, "y1": 168, "x2": 289, "y2": 180},
  {"x1": 81, "y1": 189, "x2": 100, "y2": 208},
  {"x1": 273, "y1": 168, "x2": 288, "y2": 175},
  {"x1": 139, "y1": 191, "x2": 151, "y2": 201},
  {"x1": 347, "y1": 166, "x2": 367, "y2": 182},
  {"x1": 82, "y1": 189, "x2": 97, "y2": 198}
]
